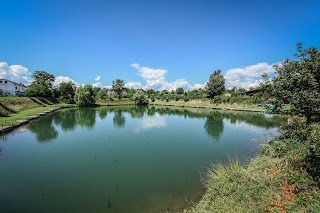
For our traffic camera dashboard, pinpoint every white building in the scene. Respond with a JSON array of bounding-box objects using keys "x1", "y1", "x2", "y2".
[{"x1": 0, "y1": 79, "x2": 28, "y2": 96}]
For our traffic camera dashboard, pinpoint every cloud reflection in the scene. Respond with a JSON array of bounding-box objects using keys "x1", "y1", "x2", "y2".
[{"x1": 133, "y1": 113, "x2": 167, "y2": 133}]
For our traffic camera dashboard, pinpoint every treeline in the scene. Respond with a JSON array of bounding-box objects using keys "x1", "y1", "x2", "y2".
[
  {"x1": 23, "y1": 69, "x2": 268, "y2": 106},
  {"x1": 21, "y1": 43, "x2": 320, "y2": 123}
]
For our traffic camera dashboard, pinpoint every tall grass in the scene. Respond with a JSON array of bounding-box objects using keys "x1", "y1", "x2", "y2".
[
  {"x1": 184, "y1": 122, "x2": 320, "y2": 213},
  {"x1": 184, "y1": 157, "x2": 283, "y2": 213},
  {"x1": 0, "y1": 97, "x2": 47, "y2": 116}
]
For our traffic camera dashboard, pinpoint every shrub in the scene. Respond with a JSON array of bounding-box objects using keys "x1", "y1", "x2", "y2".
[{"x1": 131, "y1": 90, "x2": 149, "y2": 105}]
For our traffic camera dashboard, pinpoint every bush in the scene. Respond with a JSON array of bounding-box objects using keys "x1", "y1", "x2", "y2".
[
  {"x1": 74, "y1": 85, "x2": 95, "y2": 106},
  {"x1": 211, "y1": 96, "x2": 222, "y2": 104},
  {"x1": 131, "y1": 90, "x2": 149, "y2": 105}
]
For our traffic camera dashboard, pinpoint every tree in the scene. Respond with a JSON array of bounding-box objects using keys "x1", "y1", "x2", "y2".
[
  {"x1": 132, "y1": 90, "x2": 149, "y2": 105},
  {"x1": 96, "y1": 89, "x2": 107, "y2": 101},
  {"x1": 58, "y1": 81, "x2": 76, "y2": 103},
  {"x1": 262, "y1": 43, "x2": 320, "y2": 124},
  {"x1": 205, "y1": 69, "x2": 225, "y2": 98},
  {"x1": 176, "y1": 87, "x2": 184, "y2": 95},
  {"x1": 146, "y1": 89, "x2": 155, "y2": 95},
  {"x1": 25, "y1": 71, "x2": 55, "y2": 97},
  {"x1": 74, "y1": 84, "x2": 96, "y2": 106},
  {"x1": 112, "y1": 79, "x2": 125, "y2": 98}
]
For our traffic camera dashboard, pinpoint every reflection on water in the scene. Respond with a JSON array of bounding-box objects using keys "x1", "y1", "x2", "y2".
[
  {"x1": 28, "y1": 116, "x2": 58, "y2": 143},
  {"x1": 204, "y1": 111, "x2": 224, "y2": 140},
  {"x1": 25, "y1": 106, "x2": 287, "y2": 143},
  {"x1": 113, "y1": 110, "x2": 126, "y2": 128},
  {"x1": 133, "y1": 112, "x2": 167, "y2": 133}
]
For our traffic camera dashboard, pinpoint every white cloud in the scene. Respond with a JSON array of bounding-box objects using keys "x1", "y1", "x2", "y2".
[
  {"x1": 92, "y1": 82, "x2": 103, "y2": 88},
  {"x1": 130, "y1": 63, "x2": 204, "y2": 91},
  {"x1": 224, "y1": 62, "x2": 277, "y2": 89},
  {"x1": 189, "y1": 83, "x2": 206, "y2": 90},
  {"x1": 0, "y1": 62, "x2": 30, "y2": 84},
  {"x1": 53, "y1": 76, "x2": 79, "y2": 87},
  {"x1": 21, "y1": 76, "x2": 33, "y2": 85},
  {"x1": 125, "y1": 81, "x2": 143, "y2": 89},
  {"x1": 95, "y1": 75, "x2": 101, "y2": 81}
]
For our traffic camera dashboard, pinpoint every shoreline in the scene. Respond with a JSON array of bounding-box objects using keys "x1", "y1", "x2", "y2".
[
  {"x1": 0, "y1": 100, "x2": 268, "y2": 135},
  {"x1": 0, "y1": 107, "x2": 62, "y2": 134},
  {"x1": 149, "y1": 102, "x2": 266, "y2": 113}
]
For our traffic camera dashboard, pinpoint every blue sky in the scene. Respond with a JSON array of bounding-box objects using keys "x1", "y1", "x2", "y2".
[{"x1": 1, "y1": 0, "x2": 320, "y2": 90}]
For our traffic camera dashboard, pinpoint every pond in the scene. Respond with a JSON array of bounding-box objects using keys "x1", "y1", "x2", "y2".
[{"x1": 0, "y1": 106, "x2": 287, "y2": 213}]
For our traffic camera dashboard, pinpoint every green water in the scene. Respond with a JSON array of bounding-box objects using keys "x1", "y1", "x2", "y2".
[{"x1": 0, "y1": 106, "x2": 286, "y2": 213}]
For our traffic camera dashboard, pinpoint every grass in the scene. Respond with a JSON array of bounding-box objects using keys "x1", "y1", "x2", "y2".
[
  {"x1": 0, "y1": 105, "x2": 61, "y2": 126},
  {"x1": 151, "y1": 99, "x2": 266, "y2": 112},
  {"x1": 0, "y1": 97, "x2": 46, "y2": 116},
  {"x1": 97, "y1": 98, "x2": 135, "y2": 106},
  {"x1": 183, "y1": 157, "x2": 283, "y2": 213},
  {"x1": 0, "y1": 97, "x2": 77, "y2": 126},
  {"x1": 0, "y1": 97, "x2": 134, "y2": 126},
  {"x1": 184, "y1": 122, "x2": 320, "y2": 213}
]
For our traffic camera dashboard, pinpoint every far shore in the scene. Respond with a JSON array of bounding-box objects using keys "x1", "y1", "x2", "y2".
[{"x1": 0, "y1": 97, "x2": 272, "y2": 135}]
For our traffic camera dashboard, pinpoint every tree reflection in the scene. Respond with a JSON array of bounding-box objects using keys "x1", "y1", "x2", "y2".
[
  {"x1": 113, "y1": 111, "x2": 126, "y2": 128},
  {"x1": 97, "y1": 108, "x2": 108, "y2": 120},
  {"x1": 129, "y1": 106, "x2": 146, "y2": 118},
  {"x1": 28, "y1": 116, "x2": 58, "y2": 143},
  {"x1": 53, "y1": 109, "x2": 77, "y2": 131},
  {"x1": 204, "y1": 111, "x2": 224, "y2": 141},
  {"x1": 147, "y1": 106, "x2": 156, "y2": 116},
  {"x1": 75, "y1": 108, "x2": 96, "y2": 129}
]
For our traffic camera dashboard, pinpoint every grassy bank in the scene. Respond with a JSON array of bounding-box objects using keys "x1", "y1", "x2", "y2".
[
  {"x1": 151, "y1": 99, "x2": 266, "y2": 112},
  {"x1": 0, "y1": 97, "x2": 134, "y2": 126},
  {"x1": 0, "y1": 97, "x2": 72, "y2": 126},
  {"x1": 97, "y1": 98, "x2": 135, "y2": 106},
  {"x1": 184, "y1": 123, "x2": 320, "y2": 212}
]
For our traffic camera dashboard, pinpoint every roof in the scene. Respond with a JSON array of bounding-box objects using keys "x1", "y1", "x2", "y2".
[
  {"x1": 0, "y1": 78, "x2": 28, "y2": 87},
  {"x1": 239, "y1": 89, "x2": 263, "y2": 96}
]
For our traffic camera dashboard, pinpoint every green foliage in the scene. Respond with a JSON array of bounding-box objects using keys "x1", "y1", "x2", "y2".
[
  {"x1": 112, "y1": 79, "x2": 126, "y2": 98},
  {"x1": 96, "y1": 89, "x2": 107, "y2": 101},
  {"x1": 262, "y1": 43, "x2": 320, "y2": 123},
  {"x1": 131, "y1": 90, "x2": 148, "y2": 105},
  {"x1": 25, "y1": 71, "x2": 55, "y2": 97},
  {"x1": 146, "y1": 89, "x2": 155, "y2": 95},
  {"x1": 184, "y1": 157, "x2": 282, "y2": 213},
  {"x1": 211, "y1": 96, "x2": 222, "y2": 104},
  {"x1": 186, "y1": 122, "x2": 320, "y2": 213},
  {"x1": 261, "y1": 122, "x2": 320, "y2": 208},
  {"x1": 58, "y1": 81, "x2": 76, "y2": 103},
  {"x1": 176, "y1": 87, "x2": 184, "y2": 95},
  {"x1": 205, "y1": 69, "x2": 225, "y2": 98},
  {"x1": 74, "y1": 84, "x2": 96, "y2": 106}
]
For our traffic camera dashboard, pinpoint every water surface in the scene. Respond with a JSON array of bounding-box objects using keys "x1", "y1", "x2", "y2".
[{"x1": 0, "y1": 106, "x2": 286, "y2": 212}]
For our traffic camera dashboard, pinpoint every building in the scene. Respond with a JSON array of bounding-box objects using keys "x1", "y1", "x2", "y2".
[
  {"x1": 227, "y1": 86, "x2": 237, "y2": 92},
  {"x1": 238, "y1": 89, "x2": 263, "y2": 97},
  {"x1": 0, "y1": 79, "x2": 28, "y2": 96}
]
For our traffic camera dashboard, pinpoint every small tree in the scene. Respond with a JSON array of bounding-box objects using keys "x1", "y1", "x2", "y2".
[
  {"x1": 58, "y1": 81, "x2": 76, "y2": 103},
  {"x1": 96, "y1": 89, "x2": 107, "y2": 101},
  {"x1": 205, "y1": 69, "x2": 225, "y2": 99},
  {"x1": 25, "y1": 71, "x2": 55, "y2": 97},
  {"x1": 112, "y1": 79, "x2": 125, "y2": 98},
  {"x1": 176, "y1": 87, "x2": 184, "y2": 95},
  {"x1": 132, "y1": 90, "x2": 149, "y2": 105},
  {"x1": 74, "y1": 84, "x2": 96, "y2": 106},
  {"x1": 262, "y1": 43, "x2": 320, "y2": 124}
]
